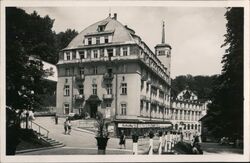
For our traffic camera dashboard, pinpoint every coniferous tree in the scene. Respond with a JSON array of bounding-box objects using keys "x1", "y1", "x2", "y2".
[{"x1": 204, "y1": 7, "x2": 244, "y2": 140}]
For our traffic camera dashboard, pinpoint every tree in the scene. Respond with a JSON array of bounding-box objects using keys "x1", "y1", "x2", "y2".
[
  {"x1": 6, "y1": 7, "x2": 55, "y2": 110},
  {"x1": 55, "y1": 29, "x2": 78, "y2": 50},
  {"x1": 171, "y1": 74, "x2": 217, "y2": 100},
  {"x1": 204, "y1": 8, "x2": 244, "y2": 139}
]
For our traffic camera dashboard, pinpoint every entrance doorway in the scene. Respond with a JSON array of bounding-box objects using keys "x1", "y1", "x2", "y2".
[{"x1": 90, "y1": 105, "x2": 97, "y2": 118}]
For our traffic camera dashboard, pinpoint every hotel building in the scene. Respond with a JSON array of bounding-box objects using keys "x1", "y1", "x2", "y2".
[
  {"x1": 56, "y1": 13, "x2": 173, "y2": 136},
  {"x1": 171, "y1": 88, "x2": 208, "y2": 140}
]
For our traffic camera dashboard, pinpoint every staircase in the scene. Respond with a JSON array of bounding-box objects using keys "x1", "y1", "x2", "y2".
[{"x1": 29, "y1": 121, "x2": 64, "y2": 148}]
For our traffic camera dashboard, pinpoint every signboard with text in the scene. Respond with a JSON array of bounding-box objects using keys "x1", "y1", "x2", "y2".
[{"x1": 118, "y1": 123, "x2": 172, "y2": 128}]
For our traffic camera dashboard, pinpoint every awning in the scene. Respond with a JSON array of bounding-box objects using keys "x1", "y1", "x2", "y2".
[{"x1": 86, "y1": 95, "x2": 102, "y2": 105}]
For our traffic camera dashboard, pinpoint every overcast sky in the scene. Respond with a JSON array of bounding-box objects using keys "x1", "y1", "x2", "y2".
[{"x1": 23, "y1": 6, "x2": 227, "y2": 78}]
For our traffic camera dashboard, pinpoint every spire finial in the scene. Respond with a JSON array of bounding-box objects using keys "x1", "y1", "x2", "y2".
[{"x1": 162, "y1": 21, "x2": 165, "y2": 44}]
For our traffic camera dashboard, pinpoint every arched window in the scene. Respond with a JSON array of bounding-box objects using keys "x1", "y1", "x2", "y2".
[
  {"x1": 187, "y1": 124, "x2": 190, "y2": 130},
  {"x1": 195, "y1": 124, "x2": 197, "y2": 130},
  {"x1": 191, "y1": 124, "x2": 194, "y2": 129}
]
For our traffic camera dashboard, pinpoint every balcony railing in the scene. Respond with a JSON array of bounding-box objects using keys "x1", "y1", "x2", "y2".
[
  {"x1": 75, "y1": 74, "x2": 85, "y2": 81},
  {"x1": 75, "y1": 94, "x2": 85, "y2": 100},
  {"x1": 103, "y1": 73, "x2": 114, "y2": 80},
  {"x1": 103, "y1": 94, "x2": 113, "y2": 100}
]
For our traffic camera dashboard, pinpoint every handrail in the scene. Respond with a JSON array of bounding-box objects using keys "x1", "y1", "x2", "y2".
[{"x1": 31, "y1": 121, "x2": 49, "y2": 138}]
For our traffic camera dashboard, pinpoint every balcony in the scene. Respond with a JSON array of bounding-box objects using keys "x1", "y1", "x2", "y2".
[
  {"x1": 75, "y1": 74, "x2": 85, "y2": 81},
  {"x1": 75, "y1": 94, "x2": 85, "y2": 101},
  {"x1": 141, "y1": 74, "x2": 147, "y2": 81},
  {"x1": 103, "y1": 94, "x2": 114, "y2": 100},
  {"x1": 103, "y1": 73, "x2": 114, "y2": 81}
]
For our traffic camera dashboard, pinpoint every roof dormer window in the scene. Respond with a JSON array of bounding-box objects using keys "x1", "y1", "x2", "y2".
[
  {"x1": 98, "y1": 25, "x2": 105, "y2": 32},
  {"x1": 97, "y1": 21, "x2": 108, "y2": 32}
]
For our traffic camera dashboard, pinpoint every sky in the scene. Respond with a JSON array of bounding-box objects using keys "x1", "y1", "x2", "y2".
[{"x1": 23, "y1": 6, "x2": 227, "y2": 78}]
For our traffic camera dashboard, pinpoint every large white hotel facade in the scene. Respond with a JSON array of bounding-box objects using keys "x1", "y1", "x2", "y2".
[{"x1": 56, "y1": 14, "x2": 207, "y2": 137}]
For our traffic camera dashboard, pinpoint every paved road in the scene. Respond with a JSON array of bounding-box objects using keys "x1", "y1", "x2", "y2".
[
  {"x1": 19, "y1": 117, "x2": 153, "y2": 155},
  {"x1": 18, "y1": 117, "x2": 243, "y2": 155},
  {"x1": 201, "y1": 142, "x2": 243, "y2": 155}
]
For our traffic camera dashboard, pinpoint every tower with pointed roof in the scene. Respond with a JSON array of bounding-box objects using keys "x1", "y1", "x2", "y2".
[{"x1": 155, "y1": 21, "x2": 172, "y2": 76}]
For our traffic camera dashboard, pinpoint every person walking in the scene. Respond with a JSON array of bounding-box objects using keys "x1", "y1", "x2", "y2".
[
  {"x1": 55, "y1": 115, "x2": 58, "y2": 125},
  {"x1": 192, "y1": 134, "x2": 203, "y2": 154},
  {"x1": 67, "y1": 120, "x2": 72, "y2": 135},
  {"x1": 119, "y1": 130, "x2": 126, "y2": 149},
  {"x1": 64, "y1": 119, "x2": 68, "y2": 135}
]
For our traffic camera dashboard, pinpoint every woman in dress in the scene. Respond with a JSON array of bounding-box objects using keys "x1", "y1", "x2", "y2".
[{"x1": 119, "y1": 130, "x2": 126, "y2": 149}]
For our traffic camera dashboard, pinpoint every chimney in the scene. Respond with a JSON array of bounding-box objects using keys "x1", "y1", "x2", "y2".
[{"x1": 113, "y1": 13, "x2": 117, "y2": 20}]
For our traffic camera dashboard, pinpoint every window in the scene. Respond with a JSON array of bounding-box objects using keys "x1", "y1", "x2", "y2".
[
  {"x1": 107, "y1": 48, "x2": 113, "y2": 57},
  {"x1": 104, "y1": 36, "x2": 109, "y2": 43},
  {"x1": 93, "y1": 66, "x2": 97, "y2": 74},
  {"x1": 121, "y1": 83, "x2": 127, "y2": 95},
  {"x1": 116, "y1": 47, "x2": 120, "y2": 56},
  {"x1": 146, "y1": 83, "x2": 149, "y2": 92},
  {"x1": 92, "y1": 84, "x2": 97, "y2": 95},
  {"x1": 64, "y1": 85, "x2": 70, "y2": 96},
  {"x1": 158, "y1": 50, "x2": 165, "y2": 56},
  {"x1": 106, "y1": 103, "x2": 111, "y2": 107},
  {"x1": 100, "y1": 49, "x2": 105, "y2": 57},
  {"x1": 121, "y1": 104, "x2": 127, "y2": 115},
  {"x1": 79, "y1": 85, "x2": 84, "y2": 95},
  {"x1": 87, "y1": 50, "x2": 91, "y2": 58},
  {"x1": 93, "y1": 50, "x2": 98, "y2": 58},
  {"x1": 66, "y1": 52, "x2": 70, "y2": 60},
  {"x1": 146, "y1": 102, "x2": 149, "y2": 111},
  {"x1": 65, "y1": 68, "x2": 70, "y2": 76},
  {"x1": 88, "y1": 38, "x2": 92, "y2": 45},
  {"x1": 96, "y1": 37, "x2": 100, "y2": 44},
  {"x1": 80, "y1": 67, "x2": 84, "y2": 75},
  {"x1": 98, "y1": 25, "x2": 105, "y2": 32},
  {"x1": 106, "y1": 84, "x2": 112, "y2": 94},
  {"x1": 122, "y1": 47, "x2": 128, "y2": 56},
  {"x1": 79, "y1": 51, "x2": 85, "y2": 59},
  {"x1": 140, "y1": 101, "x2": 143, "y2": 111},
  {"x1": 64, "y1": 104, "x2": 70, "y2": 114}
]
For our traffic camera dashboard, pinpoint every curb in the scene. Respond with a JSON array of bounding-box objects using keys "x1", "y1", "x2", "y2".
[{"x1": 16, "y1": 144, "x2": 65, "y2": 154}]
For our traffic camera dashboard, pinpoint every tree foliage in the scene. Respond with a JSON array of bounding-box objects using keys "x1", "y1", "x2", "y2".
[
  {"x1": 203, "y1": 8, "x2": 244, "y2": 139},
  {"x1": 171, "y1": 74, "x2": 218, "y2": 100},
  {"x1": 6, "y1": 7, "x2": 78, "y2": 110}
]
